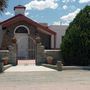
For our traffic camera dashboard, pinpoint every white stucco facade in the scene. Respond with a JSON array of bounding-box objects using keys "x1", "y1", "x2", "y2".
[
  {"x1": 49, "y1": 25, "x2": 68, "y2": 48},
  {"x1": 14, "y1": 8, "x2": 25, "y2": 15}
]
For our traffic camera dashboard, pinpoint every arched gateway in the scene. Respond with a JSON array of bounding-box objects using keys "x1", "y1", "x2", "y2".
[
  {"x1": 0, "y1": 5, "x2": 56, "y2": 65},
  {"x1": 14, "y1": 25, "x2": 36, "y2": 59}
]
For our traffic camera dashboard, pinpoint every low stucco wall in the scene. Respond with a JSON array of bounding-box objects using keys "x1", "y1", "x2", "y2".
[
  {"x1": 0, "y1": 50, "x2": 9, "y2": 63},
  {"x1": 44, "y1": 50, "x2": 62, "y2": 64},
  {"x1": 0, "y1": 50, "x2": 9, "y2": 57},
  {"x1": 0, "y1": 50, "x2": 17, "y2": 65}
]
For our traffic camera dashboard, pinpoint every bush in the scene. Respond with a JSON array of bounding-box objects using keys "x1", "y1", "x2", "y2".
[{"x1": 61, "y1": 5, "x2": 90, "y2": 66}]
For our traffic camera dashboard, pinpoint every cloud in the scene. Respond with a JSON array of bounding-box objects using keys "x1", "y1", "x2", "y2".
[
  {"x1": 53, "y1": 21, "x2": 60, "y2": 25},
  {"x1": 62, "y1": 5, "x2": 68, "y2": 9},
  {"x1": 69, "y1": 5, "x2": 76, "y2": 11},
  {"x1": 62, "y1": 0, "x2": 69, "y2": 3},
  {"x1": 62, "y1": 0, "x2": 76, "y2": 3},
  {"x1": 5, "y1": 11, "x2": 13, "y2": 16},
  {"x1": 25, "y1": 12, "x2": 29, "y2": 16},
  {"x1": 79, "y1": 0, "x2": 90, "y2": 3},
  {"x1": 25, "y1": 0, "x2": 58, "y2": 10},
  {"x1": 60, "y1": 8, "x2": 80, "y2": 25},
  {"x1": 53, "y1": 21, "x2": 70, "y2": 25}
]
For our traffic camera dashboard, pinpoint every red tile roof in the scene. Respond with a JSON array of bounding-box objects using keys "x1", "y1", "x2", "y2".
[{"x1": 0, "y1": 14, "x2": 56, "y2": 35}]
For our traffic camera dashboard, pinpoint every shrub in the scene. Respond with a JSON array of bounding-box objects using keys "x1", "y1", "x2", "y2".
[{"x1": 61, "y1": 5, "x2": 90, "y2": 66}]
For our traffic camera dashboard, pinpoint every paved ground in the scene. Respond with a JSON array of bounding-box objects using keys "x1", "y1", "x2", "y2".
[
  {"x1": 0, "y1": 69, "x2": 90, "y2": 90},
  {"x1": 0, "y1": 60, "x2": 90, "y2": 90}
]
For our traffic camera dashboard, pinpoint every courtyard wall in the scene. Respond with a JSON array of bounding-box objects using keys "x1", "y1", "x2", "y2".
[{"x1": 44, "y1": 50, "x2": 61, "y2": 64}]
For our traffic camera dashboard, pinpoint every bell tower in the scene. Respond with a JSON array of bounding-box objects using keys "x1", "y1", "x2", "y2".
[{"x1": 14, "y1": 5, "x2": 26, "y2": 15}]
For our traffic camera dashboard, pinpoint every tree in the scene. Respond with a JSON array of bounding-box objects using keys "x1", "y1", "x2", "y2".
[
  {"x1": 61, "y1": 5, "x2": 90, "y2": 66},
  {"x1": 0, "y1": 0, "x2": 8, "y2": 12}
]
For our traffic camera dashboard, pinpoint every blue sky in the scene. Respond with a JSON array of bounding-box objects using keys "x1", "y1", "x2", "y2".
[{"x1": 0, "y1": 0, "x2": 90, "y2": 25}]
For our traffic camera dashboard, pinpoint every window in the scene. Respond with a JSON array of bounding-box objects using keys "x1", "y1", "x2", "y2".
[{"x1": 15, "y1": 27, "x2": 28, "y2": 33}]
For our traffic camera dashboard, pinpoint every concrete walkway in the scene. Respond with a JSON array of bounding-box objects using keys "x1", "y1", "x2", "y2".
[
  {"x1": 5, "y1": 60, "x2": 56, "y2": 72},
  {"x1": 5, "y1": 64, "x2": 56, "y2": 72}
]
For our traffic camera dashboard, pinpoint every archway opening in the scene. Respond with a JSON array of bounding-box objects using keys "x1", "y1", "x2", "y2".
[
  {"x1": 14, "y1": 25, "x2": 29, "y2": 60},
  {"x1": 14, "y1": 25, "x2": 36, "y2": 65},
  {"x1": 15, "y1": 27, "x2": 28, "y2": 33}
]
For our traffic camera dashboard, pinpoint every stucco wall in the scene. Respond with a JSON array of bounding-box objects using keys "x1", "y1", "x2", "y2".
[
  {"x1": 44, "y1": 50, "x2": 61, "y2": 64},
  {"x1": 15, "y1": 8, "x2": 25, "y2": 15},
  {"x1": 49, "y1": 25, "x2": 68, "y2": 48}
]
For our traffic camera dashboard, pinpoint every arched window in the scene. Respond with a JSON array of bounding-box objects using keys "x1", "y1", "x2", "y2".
[
  {"x1": 15, "y1": 27, "x2": 28, "y2": 33},
  {"x1": 14, "y1": 25, "x2": 30, "y2": 34}
]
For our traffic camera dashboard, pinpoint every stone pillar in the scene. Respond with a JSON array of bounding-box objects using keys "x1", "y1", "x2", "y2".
[
  {"x1": 57, "y1": 61, "x2": 62, "y2": 71},
  {"x1": 0, "y1": 62, "x2": 4, "y2": 73},
  {"x1": 8, "y1": 37, "x2": 17, "y2": 66},
  {"x1": 0, "y1": 55, "x2": 4, "y2": 73},
  {"x1": 36, "y1": 44, "x2": 46, "y2": 65},
  {"x1": 35, "y1": 36, "x2": 46, "y2": 65}
]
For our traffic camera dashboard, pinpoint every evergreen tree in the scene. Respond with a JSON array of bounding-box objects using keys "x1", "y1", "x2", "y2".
[{"x1": 61, "y1": 6, "x2": 90, "y2": 66}]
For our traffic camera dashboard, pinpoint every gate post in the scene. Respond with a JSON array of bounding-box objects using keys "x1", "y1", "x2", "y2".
[
  {"x1": 0, "y1": 55, "x2": 4, "y2": 73},
  {"x1": 35, "y1": 36, "x2": 46, "y2": 65},
  {"x1": 8, "y1": 37, "x2": 17, "y2": 66}
]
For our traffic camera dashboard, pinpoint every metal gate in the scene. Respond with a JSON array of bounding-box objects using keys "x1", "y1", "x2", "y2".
[
  {"x1": 28, "y1": 36, "x2": 36, "y2": 59},
  {"x1": 15, "y1": 33, "x2": 28, "y2": 59},
  {"x1": 16, "y1": 34, "x2": 36, "y2": 60}
]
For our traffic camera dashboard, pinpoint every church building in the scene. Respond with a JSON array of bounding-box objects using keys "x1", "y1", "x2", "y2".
[{"x1": 0, "y1": 5, "x2": 68, "y2": 59}]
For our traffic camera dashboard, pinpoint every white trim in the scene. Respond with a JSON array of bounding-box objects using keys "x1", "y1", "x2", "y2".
[
  {"x1": 14, "y1": 25, "x2": 30, "y2": 34},
  {"x1": 51, "y1": 35, "x2": 54, "y2": 48},
  {"x1": 45, "y1": 50, "x2": 60, "y2": 52}
]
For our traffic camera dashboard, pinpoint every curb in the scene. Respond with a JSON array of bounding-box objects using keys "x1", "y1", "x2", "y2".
[
  {"x1": 42, "y1": 64, "x2": 90, "y2": 70},
  {"x1": 3, "y1": 64, "x2": 12, "y2": 71}
]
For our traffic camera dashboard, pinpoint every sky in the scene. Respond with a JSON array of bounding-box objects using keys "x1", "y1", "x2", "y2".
[{"x1": 0, "y1": 0, "x2": 90, "y2": 25}]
